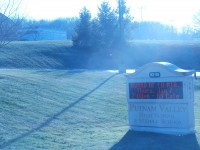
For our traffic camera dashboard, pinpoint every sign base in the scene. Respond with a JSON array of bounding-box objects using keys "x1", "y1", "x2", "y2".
[{"x1": 129, "y1": 126, "x2": 195, "y2": 135}]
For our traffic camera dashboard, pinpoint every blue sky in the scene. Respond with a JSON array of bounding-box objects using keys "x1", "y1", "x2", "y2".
[{"x1": 20, "y1": 0, "x2": 200, "y2": 29}]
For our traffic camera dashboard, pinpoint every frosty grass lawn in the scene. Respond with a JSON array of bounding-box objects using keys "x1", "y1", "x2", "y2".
[{"x1": 0, "y1": 69, "x2": 200, "y2": 149}]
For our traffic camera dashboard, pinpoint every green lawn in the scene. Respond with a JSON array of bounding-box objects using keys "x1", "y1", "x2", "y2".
[{"x1": 0, "y1": 69, "x2": 200, "y2": 149}]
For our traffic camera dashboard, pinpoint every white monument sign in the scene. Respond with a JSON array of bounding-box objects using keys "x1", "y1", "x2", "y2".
[{"x1": 126, "y1": 62, "x2": 195, "y2": 135}]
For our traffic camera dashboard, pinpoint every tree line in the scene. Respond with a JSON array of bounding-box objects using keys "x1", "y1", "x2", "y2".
[{"x1": 1, "y1": 0, "x2": 200, "y2": 48}]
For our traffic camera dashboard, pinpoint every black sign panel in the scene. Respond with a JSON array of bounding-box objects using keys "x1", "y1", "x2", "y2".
[{"x1": 129, "y1": 82, "x2": 183, "y2": 99}]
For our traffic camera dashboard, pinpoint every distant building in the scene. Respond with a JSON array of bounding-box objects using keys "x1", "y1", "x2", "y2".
[{"x1": 20, "y1": 28, "x2": 68, "y2": 41}]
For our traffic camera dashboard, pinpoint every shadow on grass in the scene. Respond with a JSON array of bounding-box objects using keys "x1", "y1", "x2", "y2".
[
  {"x1": 110, "y1": 131, "x2": 200, "y2": 150},
  {"x1": 0, "y1": 73, "x2": 118, "y2": 149}
]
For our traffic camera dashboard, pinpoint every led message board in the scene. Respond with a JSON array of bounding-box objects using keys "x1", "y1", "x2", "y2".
[
  {"x1": 129, "y1": 82, "x2": 183, "y2": 99},
  {"x1": 126, "y1": 62, "x2": 195, "y2": 135}
]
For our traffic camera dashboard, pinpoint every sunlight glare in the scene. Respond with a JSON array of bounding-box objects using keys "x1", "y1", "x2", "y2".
[
  {"x1": 131, "y1": 0, "x2": 200, "y2": 28},
  {"x1": 21, "y1": 0, "x2": 200, "y2": 29}
]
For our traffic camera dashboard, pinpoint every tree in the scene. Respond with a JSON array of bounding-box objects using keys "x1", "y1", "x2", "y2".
[
  {"x1": 193, "y1": 11, "x2": 200, "y2": 28},
  {"x1": 0, "y1": 0, "x2": 22, "y2": 47},
  {"x1": 96, "y1": 1, "x2": 118, "y2": 52},
  {"x1": 116, "y1": 0, "x2": 133, "y2": 72},
  {"x1": 193, "y1": 10, "x2": 200, "y2": 37},
  {"x1": 116, "y1": 0, "x2": 132, "y2": 43},
  {"x1": 72, "y1": 7, "x2": 92, "y2": 51}
]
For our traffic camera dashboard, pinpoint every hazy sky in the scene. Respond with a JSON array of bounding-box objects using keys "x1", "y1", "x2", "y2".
[{"x1": 20, "y1": 0, "x2": 200, "y2": 28}]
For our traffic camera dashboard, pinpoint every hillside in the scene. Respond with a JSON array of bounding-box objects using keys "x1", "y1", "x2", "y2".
[
  {"x1": 0, "y1": 40, "x2": 77, "y2": 69},
  {"x1": 0, "y1": 40, "x2": 200, "y2": 70},
  {"x1": 0, "y1": 69, "x2": 200, "y2": 149},
  {"x1": 126, "y1": 40, "x2": 200, "y2": 70}
]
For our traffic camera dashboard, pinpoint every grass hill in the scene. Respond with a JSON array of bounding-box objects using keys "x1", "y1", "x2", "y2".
[
  {"x1": 127, "y1": 40, "x2": 200, "y2": 70},
  {"x1": 0, "y1": 40, "x2": 200, "y2": 70},
  {"x1": 0, "y1": 40, "x2": 77, "y2": 69},
  {"x1": 0, "y1": 69, "x2": 200, "y2": 149}
]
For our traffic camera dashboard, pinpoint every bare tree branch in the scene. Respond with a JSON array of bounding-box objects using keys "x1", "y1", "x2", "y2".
[
  {"x1": 193, "y1": 11, "x2": 200, "y2": 32},
  {"x1": 0, "y1": 0, "x2": 22, "y2": 48}
]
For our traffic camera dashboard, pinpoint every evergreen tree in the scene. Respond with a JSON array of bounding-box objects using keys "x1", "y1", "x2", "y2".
[
  {"x1": 72, "y1": 7, "x2": 92, "y2": 51},
  {"x1": 116, "y1": 0, "x2": 133, "y2": 45},
  {"x1": 115, "y1": 0, "x2": 133, "y2": 72},
  {"x1": 90, "y1": 18, "x2": 102, "y2": 49},
  {"x1": 96, "y1": 1, "x2": 118, "y2": 52}
]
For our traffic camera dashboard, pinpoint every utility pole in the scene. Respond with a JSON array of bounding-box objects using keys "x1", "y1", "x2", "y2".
[
  {"x1": 138, "y1": 6, "x2": 146, "y2": 22},
  {"x1": 118, "y1": 0, "x2": 126, "y2": 73},
  {"x1": 118, "y1": 0, "x2": 122, "y2": 40}
]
